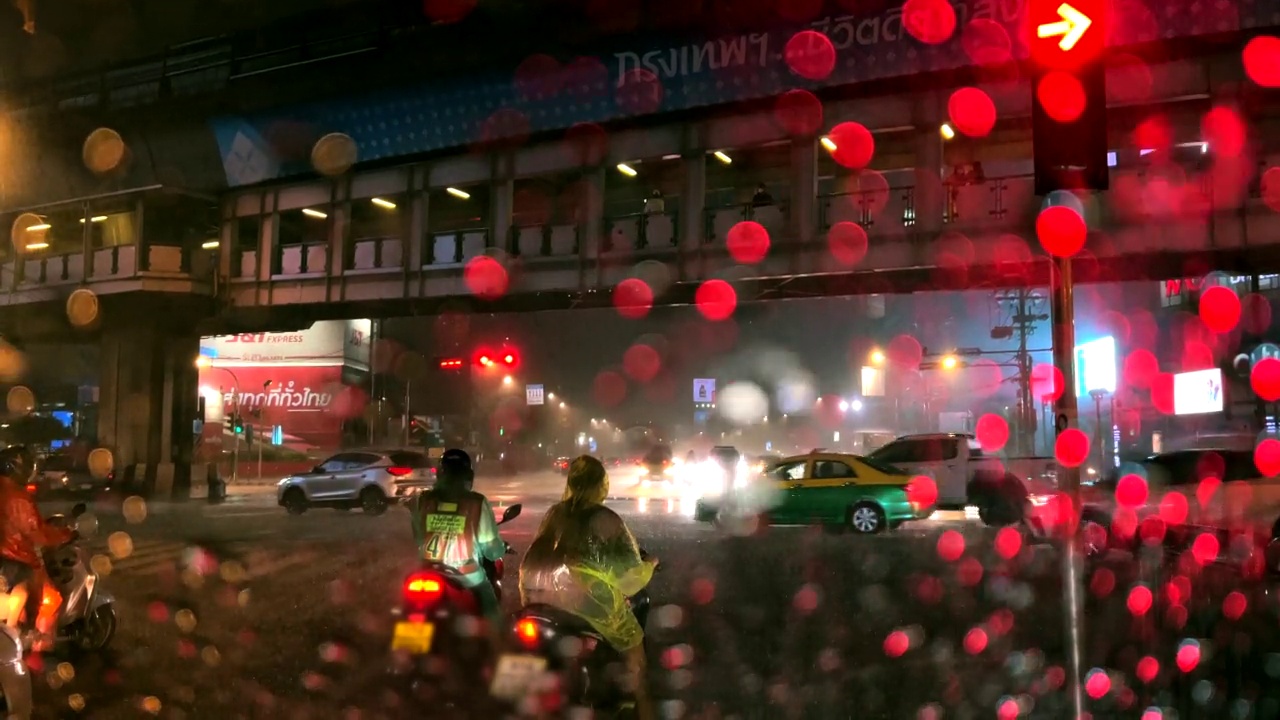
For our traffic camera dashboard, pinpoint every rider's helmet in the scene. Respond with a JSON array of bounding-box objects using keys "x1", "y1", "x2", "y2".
[
  {"x1": 437, "y1": 448, "x2": 475, "y2": 492},
  {"x1": 0, "y1": 445, "x2": 34, "y2": 484}
]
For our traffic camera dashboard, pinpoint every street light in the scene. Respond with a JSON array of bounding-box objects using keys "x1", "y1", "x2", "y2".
[
  {"x1": 559, "y1": 402, "x2": 566, "y2": 409},
  {"x1": 941, "y1": 355, "x2": 959, "y2": 370},
  {"x1": 503, "y1": 375, "x2": 514, "y2": 386},
  {"x1": 838, "y1": 400, "x2": 850, "y2": 412},
  {"x1": 850, "y1": 399, "x2": 863, "y2": 412},
  {"x1": 869, "y1": 349, "x2": 886, "y2": 365}
]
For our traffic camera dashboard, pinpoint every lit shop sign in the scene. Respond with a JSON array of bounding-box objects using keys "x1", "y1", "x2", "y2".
[
  {"x1": 1161, "y1": 275, "x2": 1276, "y2": 307},
  {"x1": 1074, "y1": 336, "x2": 1117, "y2": 397},
  {"x1": 1173, "y1": 368, "x2": 1224, "y2": 416}
]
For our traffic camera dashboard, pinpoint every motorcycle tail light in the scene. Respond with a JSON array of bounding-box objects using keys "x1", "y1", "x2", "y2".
[
  {"x1": 403, "y1": 572, "x2": 444, "y2": 606},
  {"x1": 25, "y1": 484, "x2": 36, "y2": 494},
  {"x1": 515, "y1": 618, "x2": 541, "y2": 647}
]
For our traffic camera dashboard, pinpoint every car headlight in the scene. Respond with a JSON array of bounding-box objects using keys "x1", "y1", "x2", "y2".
[
  {"x1": 60, "y1": 475, "x2": 69, "y2": 485},
  {"x1": 1029, "y1": 494, "x2": 1054, "y2": 506}
]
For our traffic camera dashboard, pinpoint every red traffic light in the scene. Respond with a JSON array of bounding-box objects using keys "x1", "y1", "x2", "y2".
[
  {"x1": 1030, "y1": 0, "x2": 1103, "y2": 69},
  {"x1": 439, "y1": 358, "x2": 463, "y2": 370}
]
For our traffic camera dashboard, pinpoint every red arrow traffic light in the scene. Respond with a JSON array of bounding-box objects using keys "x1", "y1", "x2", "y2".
[{"x1": 1030, "y1": 0, "x2": 1104, "y2": 69}]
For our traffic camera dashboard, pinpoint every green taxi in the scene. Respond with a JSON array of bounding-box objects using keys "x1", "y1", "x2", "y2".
[{"x1": 695, "y1": 452, "x2": 934, "y2": 534}]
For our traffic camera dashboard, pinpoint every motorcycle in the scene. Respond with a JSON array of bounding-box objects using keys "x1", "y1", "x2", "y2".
[
  {"x1": 496, "y1": 549, "x2": 658, "y2": 712},
  {"x1": 41, "y1": 502, "x2": 117, "y2": 652},
  {"x1": 387, "y1": 503, "x2": 523, "y2": 680}
]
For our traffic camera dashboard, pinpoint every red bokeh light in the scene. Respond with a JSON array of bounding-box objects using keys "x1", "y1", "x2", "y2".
[
  {"x1": 1035, "y1": 205, "x2": 1087, "y2": 257},
  {"x1": 1085, "y1": 669, "x2": 1111, "y2": 699},
  {"x1": 1037, "y1": 71, "x2": 1086, "y2": 123},
  {"x1": 1199, "y1": 285, "x2": 1242, "y2": 333},
  {"x1": 726, "y1": 221, "x2": 771, "y2": 264},
  {"x1": 1191, "y1": 533, "x2": 1220, "y2": 564},
  {"x1": 1122, "y1": 349, "x2": 1159, "y2": 389},
  {"x1": 1158, "y1": 492, "x2": 1189, "y2": 524},
  {"x1": 1031, "y1": 363, "x2": 1065, "y2": 402},
  {"x1": 903, "y1": 0, "x2": 957, "y2": 44},
  {"x1": 613, "y1": 278, "x2": 655, "y2": 319},
  {"x1": 1151, "y1": 372, "x2": 1176, "y2": 414},
  {"x1": 886, "y1": 334, "x2": 923, "y2": 370},
  {"x1": 1090, "y1": 567, "x2": 1116, "y2": 596},
  {"x1": 960, "y1": 19, "x2": 1012, "y2": 65},
  {"x1": 1223, "y1": 590, "x2": 1248, "y2": 620},
  {"x1": 906, "y1": 475, "x2": 938, "y2": 507},
  {"x1": 827, "y1": 122, "x2": 875, "y2": 170},
  {"x1": 422, "y1": 0, "x2": 477, "y2": 23},
  {"x1": 1054, "y1": 428, "x2": 1090, "y2": 467},
  {"x1": 883, "y1": 630, "x2": 910, "y2": 658},
  {"x1": 774, "y1": 90, "x2": 824, "y2": 136},
  {"x1": 1126, "y1": 584, "x2": 1153, "y2": 616},
  {"x1": 463, "y1": 256, "x2": 509, "y2": 300},
  {"x1": 1202, "y1": 106, "x2": 1247, "y2": 159},
  {"x1": 1136, "y1": 656, "x2": 1159, "y2": 683},
  {"x1": 1115, "y1": 474, "x2": 1149, "y2": 508},
  {"x1": 694, "y1": 279, "x2": 737, "y2": 321},
  {"x1": 1176, "y1": 642, "x2": 1201, "y2": 673},
  {"x1": 994, "y1": 526, "x2": 1022, "y2": 559},
  {"x1": 1252, "y1": 357, "x2": 1280, "y2": 401},
  {"x1": 616, "y1": 69, "x2": 663, "y2": 115},
  {"x1": 1243, "y1": 35, "x2": 1280, "y2": 87},
  {"x1": 1256, "y1": 438, "x2": 1280, "y2": 476},
  {"x1": 975, "y1": 413, "x2": 1010, "y2": 451},
  {"x1": 784, "y1": 30, "x2": 836, "y2": 81},
  {"x1": 622, "y1": 344, "x2": 661, "y2": 383},
  {"x1": 936, "y1": 530, "x2": 965, "y2": 562},
  {"x1": 827, "y1": 222, "x2": 869, "y2": 267},
  {"x1": 962, "y1": 627, "x2": 988, "y2": 655},
  {"x1": 591, "y1": 370, "x2": 628, "y2": 408},
  {"x1": 1241, "y1": 292, "x2": 1272, "y2": 334},
  {"x1": 513, "y1": 54, "x2": 562, "y2": 101},
  {"x1": 947, "y1": 87, "x2": 997, "y2": 138}
]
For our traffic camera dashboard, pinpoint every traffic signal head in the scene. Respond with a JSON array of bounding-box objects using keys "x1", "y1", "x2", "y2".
[
  {"x1": 1030, "y1": 0, "x2": 1105, "y2": 70},
  {"x1": 502, "y1": 351, "x2": 517, "y2": 367},
  {"x1": 232, "y1": 415, "x2": 243, "y2": 434}
]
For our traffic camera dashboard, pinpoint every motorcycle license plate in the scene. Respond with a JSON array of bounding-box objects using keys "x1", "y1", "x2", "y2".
[
  {"x1": 489, "y1": 653, "x2": 548, "y2": 701},
  {"x1": 390, "y1": 621, "x2": 435, "y2": 654}
]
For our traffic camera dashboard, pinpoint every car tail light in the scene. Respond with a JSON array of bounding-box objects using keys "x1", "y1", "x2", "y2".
[
  {"x1": 25, "y1": 484, "x2": 36, "y2": 494},
  {"x1": 403, "y1": 572, "x2": 444, "y2": 605},
  {"x1": 514, "y1": 618, "x2": 541, "y2": 647},
  {"x1": 387, "y1": 466, "x2": 413, "y2": 478}
]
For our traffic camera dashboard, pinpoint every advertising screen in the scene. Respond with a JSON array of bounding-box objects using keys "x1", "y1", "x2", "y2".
[
  {"x1": 1174, "y1": 368, "x2": 1224, "y2": 415},
  {"x1": 1074, "y1": 336, "x2": 1117, "y2": 397}
]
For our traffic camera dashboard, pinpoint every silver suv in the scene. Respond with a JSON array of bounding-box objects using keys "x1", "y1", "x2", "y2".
[{"x1": 277, "y1": 450, "x2": 435, "y2": 516}]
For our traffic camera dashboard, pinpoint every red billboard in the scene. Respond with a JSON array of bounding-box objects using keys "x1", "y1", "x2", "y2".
[{"x1": 198, "y1": 364, "x2": 352, "y2": 450}]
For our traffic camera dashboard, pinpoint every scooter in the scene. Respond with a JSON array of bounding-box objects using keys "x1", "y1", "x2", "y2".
[
  {"x1": 387, "y1": 503, "x2": 523, "y2": 678},
  {"x1": 42, "y1": 503, "x2": 117, "y2": 652},
  {"x1": 497, "y1": 549, "x2": 658, "y2": 712}
]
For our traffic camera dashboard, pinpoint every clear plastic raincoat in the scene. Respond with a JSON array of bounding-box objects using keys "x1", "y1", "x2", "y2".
[{"x1": 518, "y1": 464, "x2": 654, "y2": 651}]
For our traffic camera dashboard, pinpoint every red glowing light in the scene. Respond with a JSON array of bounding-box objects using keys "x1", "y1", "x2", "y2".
[
  {"x1": 903, "y1": 0, "x2": 957, "y2": 44},
  {"x1": 515, "y1": 618, "x2": 540, "y2": 645},
  {"x1": 1126, "y1": 585, "x2": 1153, "y2": 617},
  {"x1": 947, "y1": 87, "x2": 997, "y2": 138},
  {"x1": 1244, "y1": 36, "x2": 1280, "y2": 88},
  {"x1": 438, "y1": 358, "x2": 464, "y2": 370},
  {"x1": 1035, "y1": 205, "x2": 1087, "y2": 257},
  {"x1": 1176, "y1": 642, "x2": 1201, "y2": 672},
  {"x1": 613, "y1": 278, "x2": 655, "y2": 320},
  {"x1": 827, "y1": 222, "x2": 869, "y2": 267},
  {"x1": 694, "y1": 280, "x2": 737, "y2": 322},
  {"x1": 1191, "y1": 533, "x2": 1220, "y2": 565},
  {"x1": 726, "y1": 221, "x2": 771, "y2": 264},
  {"x1": 1158, "y1": 492, "x2": 1188, "y2": 524},
  {"x1": 622, "y1": 344, "x2": 661, "y2": 383},
  {"x1": 463, "y1": 256, "x2": 509, "y2": 300},
  {"x1": 826, "y1": 122, "x2": 875, "y2": 170},
  {"x1": 1199, "y1": 285, "x2": 1242, "y2": 333},
  {"x1": 1054, "y1": 428, "x2": 1090, "y2": 467},
  {"x1": 936, "y1": 530, "x2": 965, "y2": 562},
  {"x1": 1122, "y1": 349, "x2": 1159, "y2": 389},
  {"x1": 1202, "y1": 106, "x2": 1247, "y2": 159},
  {"x1": 906, "y1": 475, "x2": 938, "y2": 508},
  {"x1": 1084, "y1": 668, "x2": 1111, "y2": 699},
  {"x1": 783, "y1": 30, "x2": 836, "y2": 81},
  {"x1": 1256, "y1": 438, "x2": 1280, "y2": 477},
  {"x1": 1223, "y1": 590, "x2": 1248, "y2": 620},
  {"x1": 774, "y1": 90, "x2": 824, "y2": 137},
  {"x1": 1136, "y1": 656, "x2": 1160, "y2": 683},
  {"x1": 975, "y1": 413, "x2": 1010, "y2": 452},
  {"x1": 994, "y1": 526, "x2": 1023, "y2": 560},
  {"x1": 962, "y1": 627, "x2": 988, "y2": 655},
  {"x1": 1252, "y1": 357, "x2": 1280, "y2": 401},
  {"x1": 1114, "y1": 474, "x2": 1149, "y2": 508},
  {"x1": 1031, "y1": 363, "x2": 1065, "y2": 402},
  {"x1": 883, "y1": 630, "x2": 910, "y2": 658},
  {"x1": 1151, "y1": 372, "x2": 1176, "y2": 414},
  {"x1": 1089, "y1": 567, "x2": 1116, "y2": 596},
  {"x1": 1037, "y1": 71, "x2": 1087, "y2": 123}
]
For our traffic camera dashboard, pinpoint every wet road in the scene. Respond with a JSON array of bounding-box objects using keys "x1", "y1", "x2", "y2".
[{"x1": 24, "y1": 472, "x2": 1280, "y2": 719}]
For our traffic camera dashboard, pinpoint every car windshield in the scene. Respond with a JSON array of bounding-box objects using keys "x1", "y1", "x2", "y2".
[{"x1": 11, "y1": 3, "x2": 1275, "y2": 716}]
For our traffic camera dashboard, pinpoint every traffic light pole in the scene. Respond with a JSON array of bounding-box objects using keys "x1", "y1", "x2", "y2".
[{"x1": 1050, "y1": 254, "x2": 1084, "y2": 719}]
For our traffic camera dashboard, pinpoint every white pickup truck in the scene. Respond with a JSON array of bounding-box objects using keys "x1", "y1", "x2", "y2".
[{"x1": 867, "y1": 433, "x2": 1057, "y2": 526}]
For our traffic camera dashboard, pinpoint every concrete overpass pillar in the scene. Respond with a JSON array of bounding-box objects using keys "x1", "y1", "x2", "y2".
[
  {"x1": 790, "y1": 137, "x2": 819, "y2": 251},
  {"x1": 98, "y1": 323, "x2": 200, "y2": 499},
  {"x1": 913, "y1": 90, "x2": 946, "y2": 233},
  {"x1": 679, "y1": 151, "x2": 706, "y2": 249},
  {"x1": 491, "y1": 154, "x2": 515, "y2": 253}
]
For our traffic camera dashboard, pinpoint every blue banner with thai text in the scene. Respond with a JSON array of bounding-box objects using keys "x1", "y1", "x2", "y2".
[{"x1": 210, "y1": 0, "x2": 1277, "y2": 187}]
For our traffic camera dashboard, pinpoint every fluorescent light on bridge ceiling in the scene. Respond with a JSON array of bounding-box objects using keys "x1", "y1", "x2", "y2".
[
  {"x1": 25, "y1": 223, "x2": 50, "y2": 232},
  {"x1": 446, "y1": 187, "x2": 471, "y2": 200},
  {"x1": 820, "y1": 136, "x2": 838, "y2": 152},
  {"x1": 661, "y1": 154, "x2": 680, "y2": 160},
  {"x1": 371, "y1": 197, "x2": 397, "y2": 209},
  {"x1": 713, "y1": 151, "x2": 732, "y2": 165},
  {"x1": 301, "y1": 208, "x2": 328, "y2": 219},
  {"x1": 25, "y1": 242, "x2": 48, "y2": 251},
  {"x1": 202, "y1": 240, "x2": 220, "y2": 249},
  {"x1": 616, "y1": 163, "x2": 638, "y2": 177},
  {"x1": 939, "y1": 123, "x2": 956, "y2": 140},
  {"x1": 79, "y1": 216, "x2": 107, "y2": 223}
]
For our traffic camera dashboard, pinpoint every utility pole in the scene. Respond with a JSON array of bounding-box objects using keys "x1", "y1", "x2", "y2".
[{"x1": 993, "y1": 288, "x2": 1048, "y2": 455}]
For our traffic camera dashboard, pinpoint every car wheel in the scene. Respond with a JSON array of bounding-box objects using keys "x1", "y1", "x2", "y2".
[
  {"x1": 848, "y1": 503, "x2": 885, "y2": 534},
  {"x1": 282, "y1": 488, "x2": 308, "y2": 515},
  {"x1": 361, "y1": 487, "x2": 388, "y2": 516}
]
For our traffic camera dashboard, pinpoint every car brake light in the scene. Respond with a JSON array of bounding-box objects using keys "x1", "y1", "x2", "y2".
[
  {"x1": 515, "y1": 618, "x2": 540, "y2": 646},
  {"x1": 25, "y1": 484, "x2": 36, "y2": 493},
  {"x1": 387, "y1": 466, "x2": 413, "y2": 477},
  {"x1": 403, "y1": 573, "x2": 443, "y2": 604}
]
